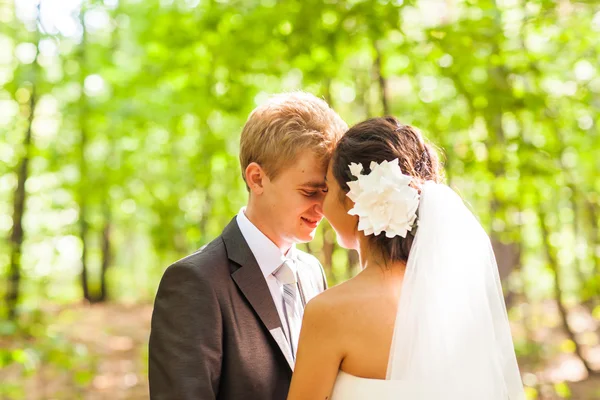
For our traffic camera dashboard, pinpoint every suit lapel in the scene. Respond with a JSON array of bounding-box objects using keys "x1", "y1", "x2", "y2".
[{"x1": 222, "y1": 219, "x2": 295, "y2": 371}]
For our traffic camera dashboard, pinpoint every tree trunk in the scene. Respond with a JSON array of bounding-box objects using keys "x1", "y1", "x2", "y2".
[
  {"x1": 321, "y1": 223, "x2": 334, "y2": 278},
  {"x1": 373, "y1": 41, "x2": 389, "y2": 115},
  {"x1": 584, "y1": 199, "x2": 600, "y2": 306},
  {"x1": 552, "y1": 115, "x2": 596, "y2": 304},
  {"x1": 78, "y1": 20, "x2": 92, "y2": 302},
  {"x1": 98, "y1": 203, "x2": 112, "y2": 302},
  {"x1": 78, "y1": 181, "x2": 91, "y2": 301},
  {"x1": 6, "y1": 87, "x2": 35, "y2": 320},
  {"x1": 361, "y1": 69, "x2": 373, "y2": 119},
  {"x1": 538, "y1": 204, "x2": 595, "y2": 375},
  {"x1": 568, "y1": 188, "x2": 598, "y2": 308}
]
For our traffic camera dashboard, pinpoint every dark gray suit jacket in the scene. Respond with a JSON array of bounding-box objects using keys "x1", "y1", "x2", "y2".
[{"x1": 149, "y1": 218, "x2": 327, "y2": 400}]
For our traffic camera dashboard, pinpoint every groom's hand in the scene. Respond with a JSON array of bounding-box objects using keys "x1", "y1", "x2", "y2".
[{"x1": 149, "y1": 261, "x2": 222, "y2": 400}]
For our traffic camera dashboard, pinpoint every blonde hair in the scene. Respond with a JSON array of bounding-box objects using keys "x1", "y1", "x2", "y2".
[{"x1": 239, "y1": 91, "x2": 347, "y2": 186}]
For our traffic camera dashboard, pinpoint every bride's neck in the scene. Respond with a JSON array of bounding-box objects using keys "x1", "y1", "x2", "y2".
[{"x1": 357, "y1": 236, "x2": 405, "y2": 273}]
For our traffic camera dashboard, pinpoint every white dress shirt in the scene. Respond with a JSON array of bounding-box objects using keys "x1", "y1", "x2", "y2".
[{"x1": 236, "y1": 207, "x2": 298, "y2": 330}]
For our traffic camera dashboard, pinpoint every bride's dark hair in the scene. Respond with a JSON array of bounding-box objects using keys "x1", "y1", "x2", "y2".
[{"x1": 331, "y1": 116, "x2": 443, "y2": 263}]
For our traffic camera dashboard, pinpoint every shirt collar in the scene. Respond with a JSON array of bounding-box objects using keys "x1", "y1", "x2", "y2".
[{"x1": 236, "y1": 207, "x2": 296, "y2": 278}]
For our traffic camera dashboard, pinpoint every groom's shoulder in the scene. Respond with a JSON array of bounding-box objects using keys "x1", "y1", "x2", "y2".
[
  {"x1": 295, "y1": 249, "x2": 326, "y2": 283},
  {"x1": 296, "y1": 249, "x2": 322, "y2": 269},
  {"x1": 164, "y1": 235, "x2": 228, "y2": 280}
]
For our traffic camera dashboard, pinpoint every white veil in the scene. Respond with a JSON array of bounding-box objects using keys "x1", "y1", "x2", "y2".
[{"x1": 386, "y1": 182, "x2": 526, "y2": 399}]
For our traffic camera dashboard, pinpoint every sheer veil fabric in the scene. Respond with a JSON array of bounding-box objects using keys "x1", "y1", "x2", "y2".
[{"x1": 385, "y1": 182, "x2": 526, "y2": 399}]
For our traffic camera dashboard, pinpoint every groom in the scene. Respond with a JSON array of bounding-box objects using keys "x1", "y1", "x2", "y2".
[{"x1": 149, "y1": 92, "x2": 347, "y2": 400}]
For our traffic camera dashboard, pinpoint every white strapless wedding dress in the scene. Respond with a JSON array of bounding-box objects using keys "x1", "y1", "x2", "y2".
[
  {"x1": 330, "y1": 371, "x2": 482, "y2": 399},
  {"x1": 330, "y1": 371, "x2": 424, "y2": 400}
]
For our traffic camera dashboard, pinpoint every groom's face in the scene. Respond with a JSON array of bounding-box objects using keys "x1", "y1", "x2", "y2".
[{"x1": 261, "y1": 151, "x2": 328, "y2": 246}]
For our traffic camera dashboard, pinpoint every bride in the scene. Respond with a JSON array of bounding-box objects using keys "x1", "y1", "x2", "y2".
[{"x1": 286, "y1": 117, "x2": 526, "y2": 399}]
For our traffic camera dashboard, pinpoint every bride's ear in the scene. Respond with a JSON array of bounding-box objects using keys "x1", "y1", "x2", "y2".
[{"x1": 245, "y1": 162, "x2": 267, "y2": 195}]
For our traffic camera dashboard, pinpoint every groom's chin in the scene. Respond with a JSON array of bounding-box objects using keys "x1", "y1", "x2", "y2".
[
  {"x1": 295, "y1": 226, "x2": 319, "y2": 243},
  {"x1": 295, "y1": 233, "x2": 314, "y2": 244}
]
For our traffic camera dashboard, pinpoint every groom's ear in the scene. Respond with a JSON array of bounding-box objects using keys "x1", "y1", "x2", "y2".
[{"x1": 245, "y1": 162, "x2": 266, "y2": 195}]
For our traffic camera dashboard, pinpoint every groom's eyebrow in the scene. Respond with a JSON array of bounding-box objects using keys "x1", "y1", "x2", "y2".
[{"x1": 299, "y1": 180, "x2": 327, "y2": 189}]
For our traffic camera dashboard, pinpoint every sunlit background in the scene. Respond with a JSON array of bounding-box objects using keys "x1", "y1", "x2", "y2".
[{"x1": 1, "y1": 0, "x2": 600, "y2": 398}]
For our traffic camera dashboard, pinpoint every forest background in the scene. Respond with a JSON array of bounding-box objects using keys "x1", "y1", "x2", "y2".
[{"x1": 1, "y1": 0, "x2": 600, "y2": 398}]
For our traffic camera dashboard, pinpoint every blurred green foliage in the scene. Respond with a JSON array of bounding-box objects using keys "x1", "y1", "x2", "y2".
[{"x1": 1, "y1": 0, "x2": 600, "y2": 398}]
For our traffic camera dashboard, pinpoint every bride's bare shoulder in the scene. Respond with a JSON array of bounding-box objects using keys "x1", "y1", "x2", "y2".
[{"x1": 303, "y1": 274, "x2": 368, "y2": 326}]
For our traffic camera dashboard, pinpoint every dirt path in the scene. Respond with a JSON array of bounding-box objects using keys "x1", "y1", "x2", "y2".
[
  {"x1": 2, "y1": 303, "x2": 600, "y2": 399},
  {"x1": 2, "y1": 303, "x2": 151, "y2": 400},
  {"x1": 60, "y1": 303, "x2": 153, "y2": 400}
]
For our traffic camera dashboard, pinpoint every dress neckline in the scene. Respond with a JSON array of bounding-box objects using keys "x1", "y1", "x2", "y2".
[{"x1": 338, "y1": 370, "x2": 388, "y2": 382}]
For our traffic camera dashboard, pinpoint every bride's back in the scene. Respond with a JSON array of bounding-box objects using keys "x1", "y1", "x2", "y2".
[{"x1": 320, "y1": 264, "x2": 404, "y2": 379}]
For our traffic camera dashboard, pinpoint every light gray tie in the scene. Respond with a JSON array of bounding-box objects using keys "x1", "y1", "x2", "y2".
[{"x1": 273, "y1": 259, "x2": 303, "y2": 359}]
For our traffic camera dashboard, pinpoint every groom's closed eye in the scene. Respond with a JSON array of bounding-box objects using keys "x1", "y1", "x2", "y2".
[
  {"x1": 302, "y1": 188, "x2": 328, "y2": 197},
  {"x1": 299, "y1": 181, "x2": 328, "y2": 197}
]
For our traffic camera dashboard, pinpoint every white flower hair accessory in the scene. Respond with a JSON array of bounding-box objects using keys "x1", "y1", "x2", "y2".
[{"x1": 346, "y1": 158, "x2": 420, "y2": 238}]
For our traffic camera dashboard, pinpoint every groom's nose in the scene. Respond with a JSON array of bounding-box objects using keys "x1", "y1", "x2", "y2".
[{"x1": 313, "y1": 203, "x2": 324, "y2": 217}]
